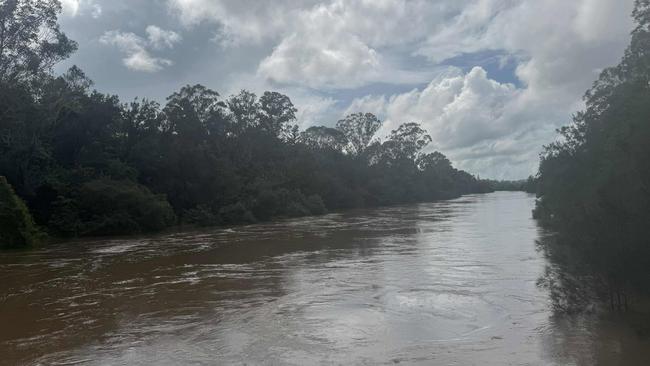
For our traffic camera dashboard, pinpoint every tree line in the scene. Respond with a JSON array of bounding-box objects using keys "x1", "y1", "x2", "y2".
[
  {"x1": 484, "y1": 178, "x2": 537, "y2": 193},
  {"x1": 534, "y1": 0, "x2": 650, "y2": 312},
  {"x1": 0, "y1": 0, "x2": 495, "y2": 248}
]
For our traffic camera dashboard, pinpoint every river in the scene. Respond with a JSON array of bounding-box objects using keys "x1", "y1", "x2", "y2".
[{"x1": 1, "y1": 192, "x2": 649, "y2": 365}]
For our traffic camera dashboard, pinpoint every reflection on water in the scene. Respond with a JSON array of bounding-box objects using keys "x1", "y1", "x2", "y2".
[{"x1": 1, "y1": 192, "x2": 648, "y2": 365}]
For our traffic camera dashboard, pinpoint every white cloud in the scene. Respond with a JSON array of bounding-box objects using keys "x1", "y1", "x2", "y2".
[
  {"x1": 146, "y1": 26, "x2": 182, "y2": 50},
  {"x1": 345, "y1": 66, "x2": 563, "y2": 179},
  {"x1": 61, "y1": 0, "x2": 80, "y2": 16},
  {"x1": 61, "y1": 0, "x2": 101, "y2": 18},
  {"x1": 258, "y1": 32, "x2": 382, "y2": 89},
  {"x1": 418, "y1": 0, "x2": 634, "y2": 99},
  {"x1": 347, "y1": 67, "x2": 521, "y2": 148},
  {"x1": 100, "y1": 28, "x2": 179, "y2": 72},
  {"x1": 168, "y1": 0, "x2": 461, "y2": 88}
]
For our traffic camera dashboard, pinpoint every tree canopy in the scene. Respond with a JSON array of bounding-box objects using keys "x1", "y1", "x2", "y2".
[{"x1": 0, "y1": 0, "x2": 77, "y2": 84}]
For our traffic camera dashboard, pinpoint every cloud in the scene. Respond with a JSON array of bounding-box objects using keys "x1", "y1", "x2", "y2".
[
  {"x1": 146, "y1": 25, "x2": 182, "y2": 50},
  {"x1": 346, "y1": 67, "x2": 521, "y2": 149},
  {"x1": 419, "y1": 0, "x2": 634, "y2": 98},
  {"x1": 61, "y1": 0, "x2": 102, "y2": 18},
  {"x1": 372, "y1": 0, "x2": 633, "y2": 178},
  {"x1": 258, "y1": 32, "x2": 382, "y2": 89},
  {"x1": 345, "y1": 66, "x2": 561, "y2": 179},
  {"x1": 61, "y1": 0, "x2": 80, "y2": 16},
  {"x1": 166, "y1": 0, "x2": 633, "y2": 94},
  {"x1": 168, "y1": 0, "x2": 314, "y2": 43},
  {"x1": 100, "y1": 26, "x2": 181, "y2": 72},
  {"x1": 168, "y1": 0, "x2": 461, "y2": 88}
]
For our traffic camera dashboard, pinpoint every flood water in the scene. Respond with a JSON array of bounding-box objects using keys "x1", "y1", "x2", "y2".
[{"x1": 1, "y1": 192, "x2": 649, "y2": 365}]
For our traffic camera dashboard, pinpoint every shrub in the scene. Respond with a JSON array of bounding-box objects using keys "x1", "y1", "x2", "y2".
[
  {"x1": 305, "y1": 194, "x2": 327, "y2": 215},
  {"x1": 251, "y1": 189, "x2": 281, "y2": 220},
  {"x1": 0, "y1": 177, "x2": 42, "y2": 248},
  {"x1": 184, "y1": 204, "x2": 220, "y2": 227},
  {"x1": 50, "y1": 179, "x2": 176, "y2": 236},
  {"x1": 250, "y1": 189, "x2": 328, "y2": 219},
  {"x1": 218, "y1": 202, "x2": 256, "y2": 224},
  {"x1": 286, "y1": 201, "x2": 310, "y2": 217},
  {"x1": 48, "y1": 196, "x2": 82, "y2": 237}
]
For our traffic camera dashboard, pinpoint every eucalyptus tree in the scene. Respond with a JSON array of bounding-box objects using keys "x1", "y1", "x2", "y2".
[
  {"x1": 259, "y1": 91, "x2": 297, "y2": 137},
  {"x1": 300, "y1": 126, "x2": 348, "y2": 152},
  {"x1": 335, "y1": 112, "x2": 382, "y2": 156},
  {"x1": 0, "y1": 0, "x2": 76, "y2": 84}
]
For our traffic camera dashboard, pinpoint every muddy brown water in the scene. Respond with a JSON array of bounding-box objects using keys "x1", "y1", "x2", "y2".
[{"x1": 1, "y1": 192, "x2": 649, "y2": 365}]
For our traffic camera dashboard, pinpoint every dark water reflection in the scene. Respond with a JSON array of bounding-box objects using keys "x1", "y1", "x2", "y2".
[{"x1": 1, "y1": 192, "x2": 649, "y2": 365}]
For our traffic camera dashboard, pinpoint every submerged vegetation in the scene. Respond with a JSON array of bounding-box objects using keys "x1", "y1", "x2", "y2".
[
  {"x1": 0, "y1": 0, "x2": 494, "y2": 244},
  {"x1": 534, "y1": 0, "x2": 650, "y2": 312}
]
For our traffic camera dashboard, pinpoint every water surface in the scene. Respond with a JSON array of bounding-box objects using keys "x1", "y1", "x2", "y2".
[{"x1": 1, "y1": 192, "x2": 648, "y2": 365}]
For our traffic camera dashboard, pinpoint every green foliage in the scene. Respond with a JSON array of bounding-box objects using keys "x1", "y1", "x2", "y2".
[
  {"x1": 218, "y1": 202, "x2": 256, "y2": 225},
  {"x1": 184, "y1": 204, "x2": 220, "y2": 227},
  {"x1": 305, "y1": 194, "x2": 327, "y2": 216},
  {"x1": 249, "y1": 189, "x2": 327, "y2": 220},
  {"x1": 534, "y1": 0, "x2": 650, "y2": 309},
  {"x1": 49, "y1": 179, "x2": 176, "y2": 236},
  {"x1": 0, "y1": 176, "x2": 41, "y2": 248}
]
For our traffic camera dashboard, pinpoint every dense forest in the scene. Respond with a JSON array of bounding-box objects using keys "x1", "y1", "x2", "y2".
[
  {"x1": 0, "y1": 0, "x2": 497, "y2": 248},
  {"x1": 534, "y1": 0, "x2": 650, "y2": 312}
]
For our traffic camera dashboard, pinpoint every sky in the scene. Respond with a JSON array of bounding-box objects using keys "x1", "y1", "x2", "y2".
[{"x1": 56, "y1": 0, "x2": 636, "y2": 179}]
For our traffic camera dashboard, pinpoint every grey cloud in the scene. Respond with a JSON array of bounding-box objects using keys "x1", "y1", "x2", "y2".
[
  {"x1": 146, "y1": 25, "x2": 182, "y2": 50},
  {"x1": 100, "y1": 26, "x2": 181, "y2": 72}
]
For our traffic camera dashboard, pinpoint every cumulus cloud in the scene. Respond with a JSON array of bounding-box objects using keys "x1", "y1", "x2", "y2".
[
  {"x1": 345, "y1": 67, "x2": 562, "y2": 179},
  {"x1": 258, "y1": 32, "x2": 382, "y2": 89},
  {"x1": 100, "y1": 26, "x2": 181, "y2": 72}
]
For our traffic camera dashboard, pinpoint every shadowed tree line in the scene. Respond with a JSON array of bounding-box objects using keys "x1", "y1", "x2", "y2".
[
  {"x1": 0, "y1": 0, "x2": 494, "y2": 247},
  {"x1": 534, "y1": 0, "x2": 650, "y2": 312},
  {"x1": 484, "y1": 177, "x2": 537, "y2": 193}
]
